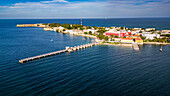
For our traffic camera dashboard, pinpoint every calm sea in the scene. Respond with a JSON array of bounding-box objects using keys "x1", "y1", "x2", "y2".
[{"x1": 0, "y1": 18, "x2": 170, "y2": 96}]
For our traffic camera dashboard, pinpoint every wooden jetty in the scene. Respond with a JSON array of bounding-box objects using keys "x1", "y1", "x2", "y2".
[{"x1": 19, "y1": 42, "x2": 101, "y2": 63}]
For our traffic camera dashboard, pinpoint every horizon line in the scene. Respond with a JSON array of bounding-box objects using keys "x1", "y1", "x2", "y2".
[{"x1": 0, "y1": 16, "x2": 170, "y2": 19}]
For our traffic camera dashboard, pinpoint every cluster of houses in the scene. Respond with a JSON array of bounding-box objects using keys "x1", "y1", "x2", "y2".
[{"x1": 43, "y1": 25, "x2": 166, "y2": 44}]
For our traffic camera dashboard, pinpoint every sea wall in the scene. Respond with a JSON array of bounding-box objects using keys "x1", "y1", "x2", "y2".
[{"x1": 144, "y1": 42, "x2": 170, "y2": 45}]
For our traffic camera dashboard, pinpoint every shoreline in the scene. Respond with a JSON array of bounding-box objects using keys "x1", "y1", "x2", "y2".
[
  {"x1": 16, "y1": 24, "x2": 170, "y2": 45},
  {"x1": 102, "y1": 43, "x2": 132, "y2": 47},
  {"x1": 67, "y1": 33, "x2": 97, "y2": 39},
  {"x1": 143, "y1": 42, "x2": 170, "y2": 45}
]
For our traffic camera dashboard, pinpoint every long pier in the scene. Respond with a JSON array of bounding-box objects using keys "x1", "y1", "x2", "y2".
[{"x1": 19, "y1": 42, "x2": 101, "y2": 63}]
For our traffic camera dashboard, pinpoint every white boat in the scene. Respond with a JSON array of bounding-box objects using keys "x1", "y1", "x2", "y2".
[
  {"x1": 50, "y1": 39, "x2": 54, "y2": 42},
  {"x1": 160, "y1": 46, "x2": 162, "y2": 52}
]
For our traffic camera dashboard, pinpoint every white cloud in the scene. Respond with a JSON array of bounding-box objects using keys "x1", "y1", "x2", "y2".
[
  {"x1": 41, "y1": 0, "x2": 68, "y2": 3},
  {"x1": 0, "y1": 0, "x2": 169, "y2": 19}
]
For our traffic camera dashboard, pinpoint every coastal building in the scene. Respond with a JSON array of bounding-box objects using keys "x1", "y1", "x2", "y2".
[
  {"x1": 162, "y1": 30, "x2": 170, "y2": 34},
  {"x1": 53, "y1": 26, "x2": 65, "y2": 32},
  {"x1": 135, "y1": 38, "x2": 143, "y2": 44},
  {"x1": 134, "y1": 28, "x2": 142, "y2": 30},
  {"x1": 142, "y1": 33, "x2": 160, "y2": 40},
  {"x1": 66, "y1": 29, "x2": 82, "y2": 34},
  {"x1": 133, "y1": 35, "x2": 140, "y2": 38},
  {"x1": 105, "y1": 28, "x2": 110, "y2": 30},
  {"x1": 121, "y1": 38, "x2": 133, "y2": 43},
  {"x1": 83, "y1": 29, "x2": 97, "y2": 34},
  {"x1": 104, "y1": 29, "x2": 131, "y2": 37},
  {"x1": 146, "y1": 28, "x2": 156, "y2": 31}
]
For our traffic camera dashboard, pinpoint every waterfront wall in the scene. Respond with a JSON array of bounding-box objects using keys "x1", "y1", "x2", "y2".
[{"x1": 144, "y1": 42, "x2": 170, "y2": 45}]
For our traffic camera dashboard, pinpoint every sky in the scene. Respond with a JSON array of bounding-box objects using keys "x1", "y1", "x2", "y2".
[{"x1": 0, "y1": 0, "x2": 170, "y2": 19}]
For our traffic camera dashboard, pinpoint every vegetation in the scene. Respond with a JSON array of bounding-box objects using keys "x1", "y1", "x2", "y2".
[
  {"x1": 97, "y1": 33, "x2": 105, "y2": 40},
  {"x1": 48, "y1": 23, "x2": 83, "y2": 29},
  {"x1": 158, "y1": 32, "x2": 161, "y2": 35},
  {"x1": 110, "y1": 38, "x2": 115, "y2": 41},
  {"x1": 104, "y1": 36, "x2": 109, "y2": 41},
  {"x1": 89, "y1": 31, "x2": 92, "y2": 35},
  {"x1": 96, "y1": 28, "x2": 107, "y2": 40},
  {"x1": 141, "y1": 28, "x2": 145, "y2": 30},
  {"x1": 42, "y1": 23, "x2": 48, "y2": 25},
  {"x1": 144, "y1": 37, "x2": 167, "y2": 43},
  {"x1": 140, "y1": 36, "x2": 146, "y2": 40},
  {"x1": 115, "y1": 36, "x2": 118, "y2": 38},
  {"x1": 93, "y1": 26, "x2": 97, "y2": 30},
  {"x1": 120, "y1": 27, "x2": 124, "y2": 29},
  {"x1": 84, "y1": 32, "x2": 88, "y2": 34},
  {"x1": 111, "y1": 34, "x2": 114, "y2": 37},
  {"x1": 80, "y1": 27, "x2": 84, "y2": 31},
  {"x1": 108, "y1": 42, "x2": 120, "y2": 44},
  {"x1": 86, "y1": 26, "x2": 92, "y2": 29}
]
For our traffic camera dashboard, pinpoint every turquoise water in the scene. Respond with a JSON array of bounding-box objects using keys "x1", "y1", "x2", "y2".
[{"x1": 0, "y1": 18, "x2": 170, "y2": 96}]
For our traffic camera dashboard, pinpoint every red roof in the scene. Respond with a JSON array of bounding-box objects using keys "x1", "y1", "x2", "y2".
[
  {"x1": 121, "y1": 38, "x2": 133, "y2": 40},
  {"x1": 135, "y1": 38, "x2": 142, "y2": 40}
]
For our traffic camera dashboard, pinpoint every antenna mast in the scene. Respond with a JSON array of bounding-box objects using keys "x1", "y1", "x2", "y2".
[{"x1": 81, "y1": 18, "x2": 82, "y2": 26}]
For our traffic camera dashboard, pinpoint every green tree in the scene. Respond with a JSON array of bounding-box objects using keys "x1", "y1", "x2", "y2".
[
  {"x1": 84, "y1": 32, "x2": 88, "y2": 34},
  {"x1": 120, "y1": 27, "x2": 124, "y2": 29},
  {"x1": 80, "y1": 27, "x2": 84, "y2": 31},
  {"x1": 117, "y1": 29, "x2": 120, "y2": 31},
  {"x1": 56, "y1": 29, "x2": 59, "y2": 32},
  {"x1": 141, "y1": 28, "x2": 145, "y2": 30},
  {"x1": 158, "y1": 32, "x2": 161, "y2": 35},
  {"x1": 97, "y1": 33, "x2": 105, "y2": 40},
  {"x1": 104, "y1": 36, "x2": 109, "y2": 41},
  {"x1": 86, "y1": 26, "x2": 92, "y2": 29},
  {"x1": 93, "y1": 26, "x2": 97, "y2": 30},
  {"x1": 140, "y1": 36, "x2": 146, "y2": 40},
  {"x1": 89, "y1": 31, "x2": 92, "y2": 35},
  {"x1": 115, "y1": 36, "x2": 118, "y2": 38}
]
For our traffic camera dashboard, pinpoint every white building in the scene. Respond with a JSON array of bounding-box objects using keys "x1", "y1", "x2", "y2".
[
  {"x1": 53, "y1": 26, "x2": 65, "y2": 32},
  {"x1": 162, "y1": 30, "x2": 170, "y2": 34},
  {"x1": 142, "y1": 33, "x2": 160, "y2": 40},
  {"x1": 66, "y1": 29, "x2": 82, "y2": 34},
  {"x1": 83, "y1": 29, "x2": 97, "y2": 34},
  {"x1": 134, "y1": 28, "x2": 142, "y2": 30},
  {"x1": 146, "y1": 28, "x2": 156, "y2": 31}
]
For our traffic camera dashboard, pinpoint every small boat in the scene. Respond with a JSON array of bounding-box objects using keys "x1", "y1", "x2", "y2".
[
  {"x1": 50, "y1": 39, "x2": 54, "y2": 42},
  {"x1": 83, "y1": 38, "x2": 86, "y2": 40},
  {"x1": 160, "y1": 46, "x2": 162, "y2": 52}
]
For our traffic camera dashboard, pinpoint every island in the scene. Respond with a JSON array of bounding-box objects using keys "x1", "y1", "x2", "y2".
[
  {"x1": 17, "y1": 23, "x2": 170, "y2": 46},
  {"x1": 17, "y1": 23, "x2": 170, "y2": 63}
]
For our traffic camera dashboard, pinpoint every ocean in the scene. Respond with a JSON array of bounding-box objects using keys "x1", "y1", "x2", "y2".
[{"x1": 0, "y1": 18, "x2": 170, "y2": 96}]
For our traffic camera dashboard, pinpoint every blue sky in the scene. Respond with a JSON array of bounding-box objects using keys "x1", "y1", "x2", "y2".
[{"x1": 0, "y1": 0, "x2": 170, "y2": 19}]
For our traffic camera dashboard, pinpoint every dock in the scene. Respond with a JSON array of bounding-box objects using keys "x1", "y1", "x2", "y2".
[
  {"x1": 19, "y1": 42, "x2": 101, "y2": 63},
  {"x1": 132, "y1": 42, "x2": 139, "y2": 51}
]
